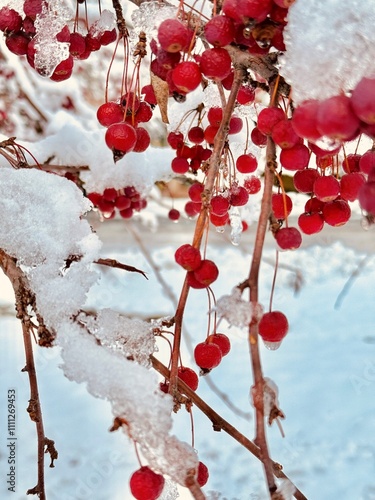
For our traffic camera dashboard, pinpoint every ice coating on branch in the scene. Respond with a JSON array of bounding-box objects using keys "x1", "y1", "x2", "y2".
[
  {"x1": 275, "y1": 479, "x2": 296, "y2": 500},
  {"x1": 89, "y1": 10, "x2": 116, "y2": 38},
  {"x1": 216, "y1": 288, "x2": 263, "y2": 328},
  {"x1": 131, "y1": 2, "x2": 177, "y2": 50},
  {"x1": 229, "y1": 207, "x2": 242, "y2": 246},
  {"x1": 58, "y1": 322, "x2": 199, "y2": 485},
  {"x1": 78, "y1": 309, "x2": 156, "y2": 367},
  {"x1": 282, "y1": 0, "x2": 375, "y2": 104},
  {"x1": 34, "y1": 0, "x2": 72, "y2": 77}
]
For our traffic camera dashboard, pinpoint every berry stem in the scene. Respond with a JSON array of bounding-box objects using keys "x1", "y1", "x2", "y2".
[{"x1": 247, "y1": 135, "x2": 278, "y2": 495}]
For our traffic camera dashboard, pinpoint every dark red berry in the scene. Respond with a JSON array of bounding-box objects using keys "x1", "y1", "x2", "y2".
[{"x1": 129, "y1": 466, "x2": 165, "y2": 500}]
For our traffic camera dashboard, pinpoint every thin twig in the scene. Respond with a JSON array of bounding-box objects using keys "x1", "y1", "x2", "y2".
[
  {"x1": 247, "y1": 136, "x2": 278, "y2": 495},
  {"x1": 95, "y1": 257, "x2": 148, "y2": 279},
  {"x1": 0, "y1": 250, "x2": 56, "y2": 499},
  {"x1": 334, "y1": 255, "x2": 370, "y2": 309}
]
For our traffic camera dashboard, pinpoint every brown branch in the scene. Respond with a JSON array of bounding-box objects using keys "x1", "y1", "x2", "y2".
[
  {"x1": 94, "y1": 257, "x2": 148, "y2": 279},
  {"x1": 151, "y1": 355, "x2": 308, "y2": 500},
  {"x1": 0, "y1": 250, "x2": 56, "y2": 499},
  {"x1": 247, "y1": 137, "x2": 278, "y2": 496}
]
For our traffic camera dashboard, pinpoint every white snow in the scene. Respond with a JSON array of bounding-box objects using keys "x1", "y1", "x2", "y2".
[{"x1": 282, "y1": 0, "x2": 375, "y2": 104}]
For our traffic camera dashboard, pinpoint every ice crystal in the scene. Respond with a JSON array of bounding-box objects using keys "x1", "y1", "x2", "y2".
[{"x1": 216, "y1": 288, "x2": 263, "y2": 328}]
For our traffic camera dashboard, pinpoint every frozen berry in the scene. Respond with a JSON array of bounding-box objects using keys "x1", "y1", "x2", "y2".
[
  {"x1": 206, "y1": 333, "x2": 231, "y2": 356},
  {"x1": 178, "y1": 366, "x2": 199, "y2": 391},
  {"x1": 197, "y1": 461, "x2": 209, "y2": 487},
  {"x1": 105, "y1": 122, "x2": 137, "y2": 153},
  {"x1": 174, "y1": 244, "x2": 201, "y2": 271},
  {"x1": 275, "y1": 226, "x2": 302, "y2": 250},
  {"x1": 258, "y1": 311, "x2": 289, "y2": 342}
]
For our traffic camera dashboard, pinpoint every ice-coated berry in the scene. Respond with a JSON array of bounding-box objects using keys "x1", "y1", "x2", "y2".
[{"x1": 258, "y1": 311, "x2": 289, "y2": 342}]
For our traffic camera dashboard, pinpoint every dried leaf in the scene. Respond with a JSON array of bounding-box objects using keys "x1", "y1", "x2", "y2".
[{"x1": 151, "y1": 72, "x2": 169, "y2": 124}]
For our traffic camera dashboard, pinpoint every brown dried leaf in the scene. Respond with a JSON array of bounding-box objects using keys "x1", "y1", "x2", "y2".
[{"x1": 151, "y1": 72, "x2": 169, "y2": 124}]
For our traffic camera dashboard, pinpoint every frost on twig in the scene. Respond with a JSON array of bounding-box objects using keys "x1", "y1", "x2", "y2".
[
  {"x1": 251, "y1": 378, "x2": 285, "y2": 430},
  {"x1": 215, "y1": 288, "x2": 263, "y2": 328}
]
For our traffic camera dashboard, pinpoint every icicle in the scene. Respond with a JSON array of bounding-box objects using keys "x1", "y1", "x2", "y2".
[{"x1": 230, "y1": 207, "x2": 242, "y2": 246}]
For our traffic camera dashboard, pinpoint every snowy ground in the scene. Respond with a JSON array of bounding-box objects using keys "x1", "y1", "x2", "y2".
[{"x1": 1, "y1": 213, "x2": 375, "y2": 500}]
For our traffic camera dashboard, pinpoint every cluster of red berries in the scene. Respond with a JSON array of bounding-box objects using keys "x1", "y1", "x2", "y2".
[
  {"x1": 87, "y1": 186, "x2": 146, "y2": 219},
  {"x1": 194, "y1": 332, "x2": 231, "y2": 374},
  {"x1": 97, "y1": 91, "x2": 153, "y2": 161},
  {"x1": 129, "y1": 461, "x2": 209, "y2": 499},
  {"x1": 151, "y1": 1, "x2": 294, "y2": 100},
  {"x1": 174, "y1": 244, "x2": 219, "y2": 289},
  {"x1": 0, "y1": 3, "x2": 116, "y2": 82}
]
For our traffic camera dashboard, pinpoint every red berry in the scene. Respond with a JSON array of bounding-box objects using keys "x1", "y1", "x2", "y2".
[
  {"x1": 5, "y1": 33, "x2": 30, "y2": 56},
  {"x1": 237, "y1": 85, "x2": 255, "y2": 105},
  {"x1": 350, "y1": 77, "x2": 375, "y2": 124},
  {"x1": 175, "y1": 244, "x2": 201, "y2": 271},
  {"x1": 271, "y1": 119, "x2": 300, "y2": 149},
  {"x1": 158, "y1": 18, "x2": 191, "y2": 53},
  {"x1": 142, "y1": 84, "x2": 157, "y2": 106},
  {"x1": 204, "y1": 125, "x2": 219, "y2": 144},
  {"x1": 102, "y1": 188, "x2": 117, "y2": 201},
  {"x1": 251, "y1": 126, "x2": 267, "y2": 147},
  {"x1": 188, "y1": 126, "x2": 205, "y2": 144},
  {"x1": 340, "y1": 172, "x2": 366, "y2": 202},
  {"x1": 257, "y1": 107, "x2": 285, "y2": 136},
  {"x1": 210, "y1": 211, "x2": 230, "y2": 227},
  {"x1": 172, "y1": 62, "x2": 202, "y2": 93},
  {"x1": 230, "y1": 185, "x2": 249, "y2": 206},
  {"x1": 168, "y1": 208, "x2": 180, "y2": 221},
  {"x1": 115, "y1": 195, "x2": 131, "y2": 210},
  {"x1": 244, "y1": 175, "x2": 261, "y2": 194},
  {"x1": 185, "y1": 201, "x2": 201, "y2": 217},
  {"x1": 204, "y1": 15, "x2": 235, "y2": 47},
  {"x1": 236, "y1": 153, "x2": 258, "y2": 173},
  {"x1": 291, "y1": 99, "x2": 321, "y2": 141},
  {"x1": 275, "y1": 226, "x2": 302, "y2": 250},
  {"x1": 197, "y1": 461, "x2": 209, "y2": 487},
  {"x1": 194, "y1": 342, "x2": 222, "y2": 370},
  {"x1": 272, "y1": 193, "x2": 293, "y2": 220},
  {"x1": 97, "y1": 102, "x2": 124, "y2": 127},
  {"x1": 23, "y1": 0, "x2": 46, "y2": 20},
  {"x1": 199, "y1": 48, "x2": 232, "y2": 80},
  {"x1": 342, "y1": 153, "x2": 361, "y2": 174},
  {"x1": 129, "y1": 466, "x2": 165, "y2": 500},
  {"x1": 206, "y1": 333, "x2": 231, "y2": 356},
  {"x1": 177, "y1": 366, "x2": 199, "y2": 390},
  {"x1": 133, "y1": 127, "x2": 151, "y2": 153},
  {"x1": 210, "y1": 195, "x2": 230, "y2": 215},
  {"x1": 171, "y1": 157, "x2": 189, "y2": 174},
  {"x1": 322, "y1": 199, "x2": 351, "y2": 227},
  {"x1": 0, "y1": 7, "x2": 22, "y2": 32},
  {"x1": 298, "y1": 212, "x2": 324, "y2": 235},
  {"x1": 280, "y1": 144, "x2": 310, "y2": 171},
  {"x1": 258, "y1": 311, "x2": 289, "y2": 342},
  {"x1": 359, "y1": 181, "x2": 375, "y2": 214},
  {"x1": 228, "y1": 116, "x2": 243, "y2": 134},
  {"x1": 207, "y1": 107, "x2": 223, "y2": 127},
  {"x1": 69, "y1": 32, "x2": 86, "y2": 57},
  {"x1": 313, "y1": 175, "x2": 340, "y2": 202},
  {"x1": 293, "y1": 168, "x2": 320, "y2": 194},
  {"x1": 305, "y1": 197, "x2": 324, "y2": 214},
  {"x1": 316, "y1": 95, "x2": 360, "y2": 141},
  {"x1": 105, "y1": 123, "x2": 137, "y2": 153},
  {"x1": 359, "y1": 149, "x2": 375, "y2": 175},
  {"x1": 50, "y1": 56, "x2": 74, "y2": 82},
  {"x1": 188, "y1": 182, "x2": 204, "y2": 202},
  {"x1": 167, "y1": 131, "x2": 184, "y2": 149},
  {"x1": 193, "y1": 259, "x2": 219, "y2": 287}
]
